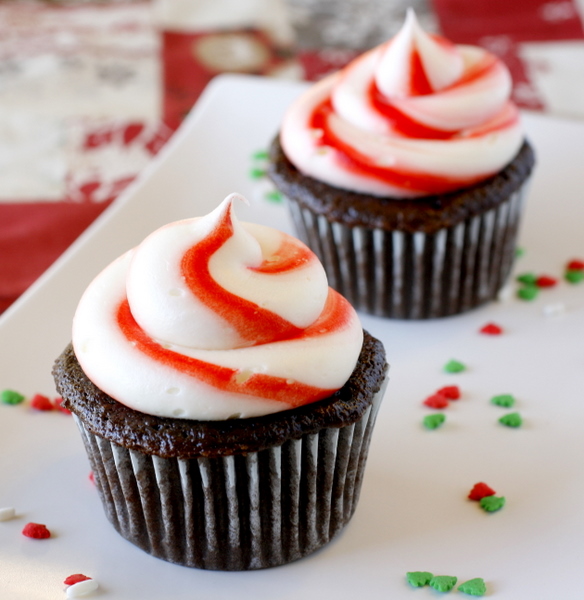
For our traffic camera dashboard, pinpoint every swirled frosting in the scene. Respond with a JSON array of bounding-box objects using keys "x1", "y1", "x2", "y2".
[
  {"x1": 72, "y1": 194, "x2": 363, "y2": 420},
  {"x1": 280, "y1": 9, "x2": 524, "y2": 198}
]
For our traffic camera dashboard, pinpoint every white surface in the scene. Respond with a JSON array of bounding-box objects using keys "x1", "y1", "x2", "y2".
[{"x1": 1, "y1": 74, "x2": 583, "y2": 599}]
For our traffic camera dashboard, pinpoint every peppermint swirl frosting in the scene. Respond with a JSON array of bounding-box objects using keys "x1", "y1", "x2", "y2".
[
  {"x1": 72, "y1": 194, "x2": 363, "y2": 420},
  {"x1": 280, "y1": 9, "x2": 524, "y2": 198}
]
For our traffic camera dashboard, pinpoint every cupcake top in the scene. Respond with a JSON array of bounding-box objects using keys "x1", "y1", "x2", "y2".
[
  {"x1": 72, "y1": 194, "x2": 363, "y2": 420},
  {"x1": 280, "y1": 9, "x2": 524, "y2": 198}
]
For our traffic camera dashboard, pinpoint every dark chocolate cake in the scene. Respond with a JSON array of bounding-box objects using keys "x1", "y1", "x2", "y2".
[
  {"x1": 269, "y1": 138, "x2": 535, "y2": 235},
  {"x1": 268, "y1": 138, "x2": 535, "y2": 319},
  {"x1": 53, "y1": 331, "x2": 388, "y2": 570}
]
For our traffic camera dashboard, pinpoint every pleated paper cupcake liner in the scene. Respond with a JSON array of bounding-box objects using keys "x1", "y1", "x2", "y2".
[
  {"x1": 73, "y1": 379, "x2": 387, "y2": 571},
  {"x1": 287, "y1": 183, "x2": 529, "y2": 319}
]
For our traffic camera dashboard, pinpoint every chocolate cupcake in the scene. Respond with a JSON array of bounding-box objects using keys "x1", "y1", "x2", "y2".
[
  {"x1": 54, "y1": 194, "x2": 388, "y2": 570},
  {"x1": 268, "y1": 9, "x2": 535, "y2": 319}
]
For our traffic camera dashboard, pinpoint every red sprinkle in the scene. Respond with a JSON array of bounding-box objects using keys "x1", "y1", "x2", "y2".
[
  {"x1": 480, "y1": 323, "x2": 503, "y2": 335},
  {"x1": 536, "y1": 275, "x2": 558, "y2": 288},
  {"x1": 423, "y1": 393, "x2": 449, "y2": 409},
  {"x1": 437, "y1": 385, "x2": 461, "y2": 400},
  {"x1": 54, "y1": 397, "x2": 72, "y2": 415},
  {"x1": 567, "y1": 259, "x2": 584, "y2": 271},
  {"x1": 468, "y1": 482, "x2": 496, "y2": 501},
  {"x1": 22, "y1": 522, "x2": 51, "y2": 539},
  {"x1": 88, "y1": 471, "x2": 95, "y2": 485},
  {"x1": 64, "y1": 574, "x2": 92, "y2": 586},
  {"x1": 30, "y1": 394, "x2": 54, "y2": 411}
]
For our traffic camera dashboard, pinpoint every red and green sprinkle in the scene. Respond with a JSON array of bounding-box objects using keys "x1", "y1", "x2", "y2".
[
  {"x1": 1, "y1": 389, "x2": 25, "y2": 405},
  {"x1": 406, "y1": 572, "x2": 487, "y2": 596},
  {"x1": 491, "y1": 394, "x2": 516, "y2": 408},
  {"x1": 566, "y1": 258, "x2": 584, "y2": 282},
  {"x1": 499, "y1": 412, "x2": 523, "y2": 428},
  {"x1": 443, "y1": 359, "x2": 466, "y2": 374}
]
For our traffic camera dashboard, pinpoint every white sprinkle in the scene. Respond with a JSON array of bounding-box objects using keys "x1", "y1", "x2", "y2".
[
  {"x1": 66, "y1": 579, "x2": 98, "y2": 598},
  {"x1": 310, "y1": 128, "x2": 324, "y2": 139},
  {"x1": 497, "y1": 283, "x2": 513, "y2": 302},
  {"x1": 543, "y1": 302, "x2": 566, "y2": 317},
  {"x1": 166, "y1": 387, "x2": 180, "y2": 395},
  {"x1": 0, "y1": 507, "x2": 15, "y2": 521},
  {"x1": 172, "y1": 408, "x2": 185, "y2": 417}
]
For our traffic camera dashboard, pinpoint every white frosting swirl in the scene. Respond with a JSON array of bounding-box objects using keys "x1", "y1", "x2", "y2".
[
  {"x1": 280, "y1": 9, "x2": 523, "y2": 198},
  {"x1": 72, "y1": 194, "x2": 363, "y2": 420}
]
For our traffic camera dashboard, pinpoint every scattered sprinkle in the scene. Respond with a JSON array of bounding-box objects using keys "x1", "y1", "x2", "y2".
[
  {"x1": 458, "y1": 578, "x2": 487, "y2": 596},
  {"x1": 66, "y1": 578, "x2": 99, "y2": 598},
  {"x1": 468, "y1": 482, "x2": 496, "y2": 501},
  {"x1": 491, "y1": 394, "x2": 515, "y2": 408},
  {"x1": 480, "y1": 322, "x2": 503, "y2": 335},
  {"x1": 438, "y1": 385, "x2": 461, "y2": 400},
  {"x1": 64, "y1": 574, "x2": 92, "y2": 586},
  {"x1": 406, "y1": 571, "x2": 433, "y2": 587},
  {"x1": 444, "y1": 359, "x2": 466, "y2": 373},
  {"x1": 565, "y1": 269, "x2": 584, "y2": 284},
  {"x1": 480, "y1": 495, "x2": 506, "y2": 512},
  {"x1": 0, "y1": 507, "x2": 16, "y2": 521},
  {"x1": 429, "y1": 575, "x2": 458, "y2": 592},
  {"x1": 30, "y1": 394, "x2": 54, "y2": 411},
  {"x1": 252, "y1": 149, "x2": 269, "y2": 160},
  {"x1": 515, "y1": 247, "x2": 525, "y2": 258},
  {"x1": 1, "y1": 389, "x2": 25, "y2": 405},
  {"x1": 543, "y1": 302, "x2": 566, "y2": 317},
  {"x1": 567, "y1": 259, "x2": 584, "y2": 271},
  {"x1": 264, "y1": 190, "x2": 283, "y2": 203},
  {"x1": 423, "y1": 393, "x2": 449, "y2": 409},
  {"x1": 423, "y1": 413, "x2": 446, "y2": 430},
  {"x1": 535, "y1": 275, "x2": 557, "y2": 288},
  {"x1": 88, "y1": 471, "x2": 95, "y2": 485},
  {"x1": 54, "y1": 397, "x2": 72, "y2": 415},
  {"x1": 249, "y1": 167, "x2": 266, "y2": 179},
  {"x1": 22, "y1": 522, "x2": 51, "y2": 539},
  {"x1": 499, "y1": 412, "x2": 523, "y2": 428},
  {"x1": 517, "y1": 285, "x2": 539, "y2": 301},
  {"x1": 516, "y1": 272, "x2": 537, "y2": 285}
]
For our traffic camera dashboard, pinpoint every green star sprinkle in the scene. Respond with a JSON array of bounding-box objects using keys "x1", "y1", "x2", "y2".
[
  {"x1": 429, "y1": 575, "x2": 457, "y2": 592},
  {"x1": 565, "y1": 269, "x2": 584, "y2": 284},
  {"x1": 406, "y1": 571, "x2": 433, "y2": 587},
  {"x1": 444, "y1": 359, "x2": 465, "y2": 373},
  {"x1": 516, "y1": 272, "x2": 537, "y2": 285},
  {"x1": 458, "y1": 578, "x2": 487, "y2": 596},
  {"x1": 265, "y1": 190, "x2": 283, "y2": 203},
  {"x1": 491, "y1": 394, "x2": 515, "y2": 408},
  {"x1": 499, "y1": 412, "x2": 522, "y2": 428},
  {"x1": 249, "y1": 167, "x2": 266, "y2": 179},
  {"x1": 517, "y1": 284, "x2": 539, "y2": 301},
  {"x1": 1, "y1": 389, "x2": 25, "y2": 405},
  {"x1": 480, "y1": 495, "x2": 506, "y2": 512},
  {"x1": 252, "y1": 149, "x2": 269, "y2": 160},
  {"x1": 515, "y1": 247, "x2": 525, "y2": 258},
  {"x1": 423, "y1": 413, "x2": 446, "y2": 430}
]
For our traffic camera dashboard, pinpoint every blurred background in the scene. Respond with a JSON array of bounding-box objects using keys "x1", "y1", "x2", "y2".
[{"x1": 1, "y1": 0, "x2": 583, "y2": 314}]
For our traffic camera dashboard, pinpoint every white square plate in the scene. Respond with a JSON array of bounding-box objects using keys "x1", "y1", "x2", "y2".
[{"x1": 1, "y1": 74, "x2": 583, "y2": 599}]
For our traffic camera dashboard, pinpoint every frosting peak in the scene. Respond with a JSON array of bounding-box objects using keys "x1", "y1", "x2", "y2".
[
  {"x1": 72, "y1": 195, "x2": 363, "y2": 420},
  {"x1": 280, "y1": 10, "x2": 523, "y2": 198},
  {"x1": 375, "y1": 9, "x2": 463, "y2": 98}
]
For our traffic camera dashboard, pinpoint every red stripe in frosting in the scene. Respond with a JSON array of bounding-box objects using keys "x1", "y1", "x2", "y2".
[
  {"x1": 180, "y1": 203, "x2": 304, "y2": 346},
  {"x1": 115, "y1": 290, "x2": 354, "y2": 407}
]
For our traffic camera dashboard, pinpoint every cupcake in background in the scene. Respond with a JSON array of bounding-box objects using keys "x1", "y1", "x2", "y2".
[
  {"x1": 53, "y1": 194, "x2": 388, "y2": 570},
  {"x1": 268, "y1": 9, "x2": 535, "y2": 319}
]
